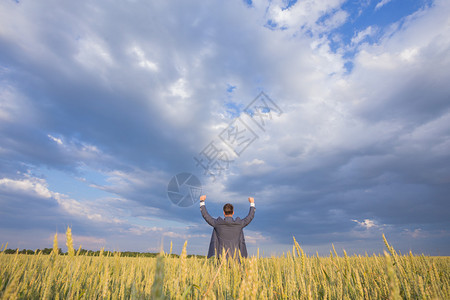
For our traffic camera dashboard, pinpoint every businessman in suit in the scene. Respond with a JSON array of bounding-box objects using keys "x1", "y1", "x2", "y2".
[{"x1": 199, "y1": 195, "x2": 255, "y2": 259}]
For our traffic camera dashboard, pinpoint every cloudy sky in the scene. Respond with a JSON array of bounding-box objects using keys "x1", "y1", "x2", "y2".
[{"x1": 1, "y1": 0, "x2": 449, "y2": 256}]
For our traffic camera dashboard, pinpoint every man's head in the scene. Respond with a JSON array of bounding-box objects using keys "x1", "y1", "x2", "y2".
[{"x1": 223, "y1": 203, "x2": 234, "y2": 217}]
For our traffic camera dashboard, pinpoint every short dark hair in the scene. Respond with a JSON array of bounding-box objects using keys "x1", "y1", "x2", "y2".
[{"x1": 223, "y1": 203, "x2": 233, "y2": 215}]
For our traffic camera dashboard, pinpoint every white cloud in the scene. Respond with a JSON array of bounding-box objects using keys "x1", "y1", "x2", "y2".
[
  {"x1": 75, "y1": 36, "x2": 114, "y2": 71},
  {"x1": 169, "y1": 78, "x2": 191, "y2": 99},
  {"x1": 265, "y1": 0, "x2": 345, "y2": 34},
  {"x1": 351, "y1": 26, "x2": 377, "y2": 45},
  {"x1": 0, "y1": 83, "x2": 37, "y2": 123},
  {"x1": 244, "y1": 158, "x2": 265, "y2": 166},
  {"x1": 129, "y1": 46, "x2": 159, "y2": 71},
  {"x1": 0, "y1": 174, "x2": 125, "y2": 225},
  {"x1": 98, "y1": 168, "x2": 168, "y2": 197},
  {"x1": 352, "y1": 219, "x2": 377, "y2": 229},
  {"x1": 322, "y1": 9, "x2": 349, "y2": 31},
  {"x1": 55, "y1": 195, "x2": 124, "y2": 224},
  {"x1": 0, "y1": 176, "x2": 54, "y2": 199},
  {"x1": 48, "y1": 134, "x2": 63, "y2": 145},
  {"x1": 375, "y1": 0, "x2": 393, "y2": 11},
  {"x1": 403, "y1": 228, "x2": 424, "y2": 239},
  {"x1": 399, "y1": 47, "x2": 419, "y2": 62},
  {"x1": 245, "y1": 230, "x2": 270, "y2": 244}
]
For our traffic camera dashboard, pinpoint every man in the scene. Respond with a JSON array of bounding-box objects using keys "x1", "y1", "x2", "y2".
[{"x1": 199, "y1": 195, "x2": 255, "y2": 259}]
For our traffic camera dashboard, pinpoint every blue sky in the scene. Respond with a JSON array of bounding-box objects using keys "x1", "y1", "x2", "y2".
[{"x1": 1, "y1": 0, "x2": 449, "y2": 256}]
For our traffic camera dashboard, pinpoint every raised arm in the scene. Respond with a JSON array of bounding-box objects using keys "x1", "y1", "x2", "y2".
[
  {"x1": 199, "y1": 195, "x2": 216, "y2": 227},
  {"x1": 241, "y1": 197, "x2": 256, "y2": 227}
]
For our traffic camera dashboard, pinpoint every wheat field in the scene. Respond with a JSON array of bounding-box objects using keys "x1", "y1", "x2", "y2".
[{"x1": 0, "y1": 230, "x2": 448, "y2": 299}]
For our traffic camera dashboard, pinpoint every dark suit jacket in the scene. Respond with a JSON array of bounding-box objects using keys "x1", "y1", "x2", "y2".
[{"x1": 200, "y1": 204, "x2": 255, "y2": 258}]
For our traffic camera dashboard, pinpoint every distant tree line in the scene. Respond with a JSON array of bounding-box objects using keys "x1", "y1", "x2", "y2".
[{"x1": 2, "y1": 248, "x2": 205, "y2": 258}]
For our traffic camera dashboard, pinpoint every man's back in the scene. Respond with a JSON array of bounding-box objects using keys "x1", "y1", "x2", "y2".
[{"x1": 199, "y1": 196, "x2": 255, "y2": 258}]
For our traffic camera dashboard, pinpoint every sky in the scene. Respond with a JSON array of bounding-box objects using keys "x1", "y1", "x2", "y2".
[{"x1": 0, "y1": 0, "x2": 449, "y2": 256}]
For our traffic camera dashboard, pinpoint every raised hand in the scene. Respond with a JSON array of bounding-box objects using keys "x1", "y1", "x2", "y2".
[
  {"x1": 200, "y1": 195, "x2": 206, "y2": 201},
  {"x1": 248, "y1": 197, "x2": 254, "y2": 203}
]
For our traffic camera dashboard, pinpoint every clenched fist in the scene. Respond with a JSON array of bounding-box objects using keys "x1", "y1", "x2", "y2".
[
  {"x1": 248, "y1": 197, "x2": 254, "y2": 203},
  {"x1": 200, "y1": 195, "x2": 206, "y2": 201}
]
